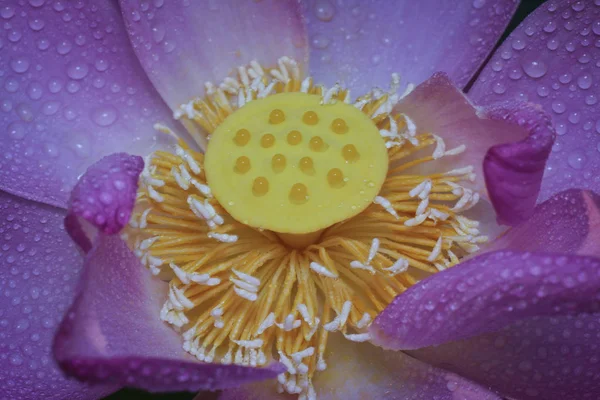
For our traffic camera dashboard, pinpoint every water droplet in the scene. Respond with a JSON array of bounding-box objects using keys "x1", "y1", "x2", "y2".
[
  {"x1": 491, "y1": 60, "x2": 503, "y2": 72},
  {"x1": 521, "y1": 58, "x2": 547, "y2": 78},
  {"x1": 151, "y1": 24, "x2": 165, "y2": 43},
  {"x1": 585, "y1": 94, "x2": 597, "y2": 105},
  {"x1": 568, "y1": 112, "x2": 580, "y2": 124},
  {"x1": 524, "y1": 26, "x2": 535, "y2": 36},
  {"x1": 163, "y1": 40, "x2": 175, "y2": 53},
  {"x1": 543, "y1": 21, "x2": 557, "y2": 33},
  {"x1": 547, "y1": 38, "x2": 559, "y2": 50},
  {"x1": 500, "y1": 49, "x2": 512, "y2": 60},
  {"x1": 559, "y1": 73, "x2": 572, "y2": 84},
  {"x1": 63, "y1": 107, "x2": 77, "y2": 120},
  {"x1": 537, "y1": 85, "x2": 550, "y2": 97},
  {"x1": 9, "y1": 353, "x2": 23, "y2": 366},
  {"x1": 577, "y1": 73, "x2": 593, "y2": 89},
  {"x1": 593, "y1": 21, "x2": 600, "y2": 35},
  {"x1": 37, "y1": 38, "x2": 50, "y2": 50},
  {"x1": 92, "y1": 106, "x2": 118, "y2": 126},
  {"x1": 8, "y1": 122, "x2": 25, "y2": 140},
  {"x1": 56, "y1": 39, "x2": 72, "y2": 55},
  {"x1": 472, "y1": 0, "x2": 486, "y2": 9},
  {"x1": 9, "y1": 30, "x2": 23, "y2": 43},
  {"x1": 552, "y1": 100, "x2": 566, "y2": 114},
  {"x1": 16, "y1": 103, "x2": 33, "y2": 122},
  {"x1": 95, "y1": 59, "x2": 108, "y2": 72},
  {"x1": 1, "y1": 99, "x2": 13, "y2": 112},
  {"x1": 67, "y1": 61, "x2": 89, "y2": 80},
  {"x1": 53, "y1": 1, "x2": 65, "y2": 11},
  {"x1": 508, "y1": 68, "x2": 522, "y2": 80},
  {"x1": 48, "y1": 78, "x2": 63, "y2": 93},
  {"x1": 311, "y1": 34, "x2": 330, "y2": 49},
  {"x1": 27, "y1": 82, "x2": 43, "y2": 100},
  {"x1": 10, "y1": 57, "x2": 30, "y2": 73},
  {"x1": 42, "y1": 101, "x2": 60, "y2": 116},
  {"x1": 564, "y1": 21, "x2": 575, "y2": 31},
  {"x1": 1, "y1": 6, "x2": 15, "y2": 19},
  {"x1": 314, "y1": 0, "x2": 335, "y2": 22},
  {"x1": 44, "y1": 142, "x2": 59, "y2": 158},
  {"x1": 67, "y1": 81, "x2": 80, "y2": 94},
  {"x1": 571, "y1": 1, "x2": 585, "y2": 11},
  {"x1": 69, "y1": 134, "x2": 91, "y2": 158},
  {"x1": 578, "y1": 52, "x2": 591, "y2": 63},
  {"x1": 492, "y1": 82, "x2": 506, "y2": 94},
  {"x1": 568, "y1": 151, "x2": 586, "y2": 169},
  {"x1": 4, "y1": 78, "x2": 19, "y2": 93},
  {"x1": 29, "y1": 0, "x2": 45, "y2": 6},
  {"x1": 511, "y1": 38, "x2": 526, "y2": 50},
  {"x1": 28, "y1": 17, "x2": 45, "y2": 31}
]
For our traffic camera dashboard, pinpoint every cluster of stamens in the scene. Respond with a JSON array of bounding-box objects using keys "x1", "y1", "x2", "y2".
[{"x1": 126, "y1": 57, "x2": 486, "y2": 400}]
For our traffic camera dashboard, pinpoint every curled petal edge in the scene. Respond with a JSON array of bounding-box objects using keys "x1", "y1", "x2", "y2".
[{"x1": 481, "y1": 102, "x2": 555, "y2": 226}]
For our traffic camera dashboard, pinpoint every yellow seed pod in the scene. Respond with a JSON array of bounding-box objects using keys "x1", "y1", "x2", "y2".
[{"x1": 204, "y1": 92, "x2": 388, "y2": 234}]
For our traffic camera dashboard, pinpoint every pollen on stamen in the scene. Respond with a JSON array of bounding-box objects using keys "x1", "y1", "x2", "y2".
[{"x1": 128, "y1": 59, "x2": 487, "y2": 400}]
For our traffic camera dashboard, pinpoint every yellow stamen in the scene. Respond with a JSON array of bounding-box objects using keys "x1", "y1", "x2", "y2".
[{"x1": 128, "y1": 58, "x2": 486, "y2": 400}]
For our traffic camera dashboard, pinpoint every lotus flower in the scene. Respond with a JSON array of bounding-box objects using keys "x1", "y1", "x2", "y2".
[{"x1": 1, "y1": 1, "x2": 599, "y2": 400}]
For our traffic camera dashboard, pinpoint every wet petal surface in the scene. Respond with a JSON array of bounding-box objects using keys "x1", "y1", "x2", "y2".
[
  {"x1": 371, "y1": 251, "x2": 600, "y2": 350},
  {"x1": 0, "y1": 1, "x2": 176, "y2": 208},
  {"x1": 302, "y1": 0, "x2": 519, "y2": 95},
  {"x1": 119, "y1": 0, "x2": 308, "y2": 110},
  {"x1": 485, "y1": 189, "x2": 600, "y2": 257},
  {"x1": 469, "y1": 0, "x2": 600, "y2": 201},
  {"x1": 0, "y1": 191, "x2": 116, "y2": 400},
  {"x1": 68, "y1": 153, "x2": 143, "y2": 236},
  {"x1": 410, "y1": 313, "x2": 600, "y2": 400}
]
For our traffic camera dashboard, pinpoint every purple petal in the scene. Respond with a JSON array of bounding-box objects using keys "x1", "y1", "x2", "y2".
[
  {"x1": 53, "y1": 235, "x2": 283, "y2": 392},
  {"x1": 483, "y1": 101, "x2": 555, "y2": 225},
  {"x1": 301, "y1": 0, "x2": 518, "y2": 94},
  {"x1": 409, "y1": 313, "x2": 600, "y2": 400},
  {"x1": 0, "y1": 1, "x2": 177, "y2": 209},
  {"x1": 119, "y1": 0, "x2": 308, "y2": 110},
  {"x1": 394, "y1": 73, "x2": 555, "y2": 226},
  {"x1": 469, "y1": 0, "x2": 600, "y2": 201},
  {"x1": 370, "y1": 251, "x2": 600, "y2": 350},
  {"x1": 68, "y1": 153, "x2": 143, "y2": 236},
  {"x1": 0, "y1": 191, "x2": 116, "y2": 400},
  {"x1": 219, "y1": 335, "x2": 501, "y2": 400},
  {"x1": 485, "y1": 189, "x2": 600, "y2": 257}
]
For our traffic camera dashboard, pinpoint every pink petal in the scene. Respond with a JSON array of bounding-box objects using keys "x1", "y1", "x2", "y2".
[
  {"x1": 0, "y1": 1, "x2": 177, "y2": 208},
  {"x1": 370, "y1": 251, "x2": 600, "y2": 350},
  {"x1": 68, "y1": 153, "x2": 143, "y2": 237},
  {"x1": 219, "y1": 334, "x2": 501, "y2": 400},
  {"x1": 485, "y1": 189, "x2": 600, "y2": 257},
  {"x1": 301, "y1": 0, "x2": 519, "y2": 94},
  {"x1": 469, "y1": 0, "x2": 600, "y2": 201},
  {"x1": 119, "y1": 0, "x2": 308, "y2": 110},
  {"x1": 0, "y1": 191, "x2": 116, "y2": 400},
  {"x1": 409, "y1": 313, "x2": 600, "y2": 400},
  {"x1": 395, "y1": 73, "x2": 555, "y2": 226},
  {"x1": 53, "y1": 235, "x2": 283, "y2": 392}
]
